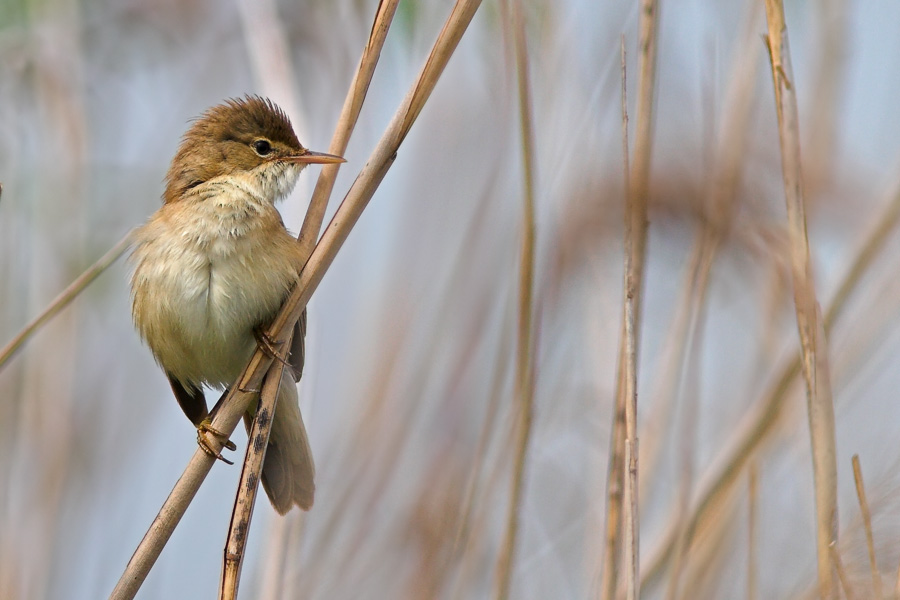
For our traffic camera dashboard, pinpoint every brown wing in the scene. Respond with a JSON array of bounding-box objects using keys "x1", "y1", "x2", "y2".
[
  {"x1": 288, "y1": 308, "x2": 307, "y2": 382},
  {"x1": 167, "y1": 374, "x2": 208, "y2": 427}
]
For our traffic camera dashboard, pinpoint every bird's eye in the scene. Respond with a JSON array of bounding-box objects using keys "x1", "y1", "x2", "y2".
[{"x1": 253, "y1": 139, "x2": 273, "y2": 156}]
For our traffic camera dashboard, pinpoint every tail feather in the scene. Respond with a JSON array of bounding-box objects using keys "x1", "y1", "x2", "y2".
[{"x1": 243, "y1": 369, "x2": 315, "y2": 513}]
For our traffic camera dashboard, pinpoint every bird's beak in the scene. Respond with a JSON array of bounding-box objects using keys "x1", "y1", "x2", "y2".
[{"x1": 286, "y1": 149, "x2": 346, "y2": 164}]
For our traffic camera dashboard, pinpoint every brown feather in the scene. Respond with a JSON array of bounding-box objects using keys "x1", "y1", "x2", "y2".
[{"x1": 167, "y1": 374, "x2": 208, "y2": 427}]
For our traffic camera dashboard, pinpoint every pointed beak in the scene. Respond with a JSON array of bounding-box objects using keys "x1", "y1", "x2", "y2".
[{"x1": 285, "y1": 149, "x2": 346, "y2": 165}]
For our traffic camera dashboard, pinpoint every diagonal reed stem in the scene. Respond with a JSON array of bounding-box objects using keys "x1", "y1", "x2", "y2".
[
  {"x1": 0, "y1": 230, "x2": 133, "y2": 371},
  {"x1": 297, "y1": 0, "x2": 401, "y2": 261}
]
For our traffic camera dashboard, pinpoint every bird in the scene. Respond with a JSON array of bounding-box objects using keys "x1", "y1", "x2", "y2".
[{"x1": 130, "y1": 96, "x2": 344, "y2": 513}]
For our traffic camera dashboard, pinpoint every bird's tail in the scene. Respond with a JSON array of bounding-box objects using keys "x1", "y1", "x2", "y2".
[{"x1": 244, "y1": 369, "x2": 315, "y2": 513}]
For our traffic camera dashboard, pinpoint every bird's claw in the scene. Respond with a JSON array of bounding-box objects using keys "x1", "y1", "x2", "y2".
[
  {"x1": 253, "y1": 326, "x2": 291, "y2": 369},
  {"x1": 197, "y1": 418, "x2": 236, "y2": 464}
]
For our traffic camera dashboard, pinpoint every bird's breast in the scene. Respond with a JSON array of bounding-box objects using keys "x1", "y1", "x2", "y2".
[{"x1": 131, "y1": 186, "x2": 302, "y2": 387}]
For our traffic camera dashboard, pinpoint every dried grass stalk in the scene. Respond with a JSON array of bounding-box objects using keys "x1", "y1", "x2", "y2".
[
  {"x1": 600, "y1": 2, "x2": 659, "y2": 599},
  {"x1": 748, "y1": 464, "x2": 759, "y2": 600},
  {"x1": 493, "y1": 1, "x2": 537, "y2": 597},
  {"x1": 851, "y1": 455, "x2": 883, "y2": 600},
  {"x1": 598, "y1": 36, "x2": 629, "y2": 600},
  {"x1": 0, "y1": 230, "x2": 133, "y2": 371},
  {"x1": 297, "y1": 0, "x2": 402, "y2": 260},
  {"x1": 763, "y1": 2, "x2": 838, "y2": 597},
  {"x1": 829, "y1": 543, "x2": 856, "y2": 600},
  {"x1": 638, "y1": 0, "x2": 759, "y2": 501},
  {"x1": 219, "y1": 339, "x2": 291, "y2": 600}
]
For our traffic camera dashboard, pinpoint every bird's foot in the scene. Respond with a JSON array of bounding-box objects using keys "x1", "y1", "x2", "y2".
[
  {"x1": 197, "y1": 418, "x2": 237, "y2": 465},
  {"x1": 253, "y1": 326, "x2": 291, "y2": 368}
]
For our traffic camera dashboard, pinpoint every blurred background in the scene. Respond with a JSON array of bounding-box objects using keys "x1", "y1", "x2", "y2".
[{"x1": 3, "y1": 0, "x2": 900, "y2": 598}]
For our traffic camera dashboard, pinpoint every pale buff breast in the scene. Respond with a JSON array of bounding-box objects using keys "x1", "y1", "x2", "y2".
[{"x1": 131, "y1": 183, "x2": 301, "y2": 389}]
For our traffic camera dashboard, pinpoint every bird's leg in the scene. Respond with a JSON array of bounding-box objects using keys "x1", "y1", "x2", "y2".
[
  {"x1": 196, "y1": 417, "x2": 237, "y2": 465},
  {"x1": 237, "y1": 327, "x2": 291, "y2": 394},
  {"x1": 253, "y1": 326, "x2": 292, "y2": 369}
]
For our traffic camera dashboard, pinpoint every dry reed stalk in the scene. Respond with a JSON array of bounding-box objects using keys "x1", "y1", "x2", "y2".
[
  {"x1": 748, "y1": 464, "x2": 759, "y2": 600},
  {"x1": 640, "y1": 2, "x2": 761, "y2": 591},
  {"x1": 450, "y1": 293, "x2": 515, "y2": 599},
  {"x1": 219, "y1": 343, "x2": 291, "y2": 600},
  {"x1": 109, "y1": 1, "x2": 482, "y2": 598},
  {"x1": 829, "y1": 543, "x2": 856, "y2": 600},
  {"x1": 455, "y1": 446, "x2": 515, "y2": 600},
  {"x1": 827, "y1": 193, "x2": 900, "y2": 330},
  {"x1": 598, "y1": 5, "x2": 661, "y2": 598},
  {"x1": 597, "y1": 36, "x2": 629, "y2": 600},
  {"x1": 297, "y1": 0, "x2": 401, "y2": 260},
  {"x1": 0, "y1": 230, "x2": 133, "y2": 371},
  {"x1": 452, "y1": 303, "x2": 514, "y2": 544},
  {"x1": 663, "y1": 303, "x2": 705, "y2": 600},
  {"x1": 641, "y1": 181, "x2": 900, "y2": 591},
  {"x1": 764, "y1": 2, "x2": 838, "y2": 597},
  {"x1": 607, "y1": 1, "x2": 660, "y2": 599},
  {"x1": 851, "y1": 455, "x2": 883, "y2": 600},
  {"x1": 492, "y1": 0, "x2": 537, "y2": 597},
  {"x1": 675, "y1": 495, "x2": 739, "y2": 599}
]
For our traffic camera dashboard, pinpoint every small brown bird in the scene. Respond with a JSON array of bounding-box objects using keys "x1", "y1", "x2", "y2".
[{"x1": 130, "y1": 96, "x2": 343, "y2": 513}]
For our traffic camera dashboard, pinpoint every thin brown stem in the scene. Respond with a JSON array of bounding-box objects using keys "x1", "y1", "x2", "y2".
[
  {"x1": 748, "y1": 464, "x2": 758, "y2": 600},
  {"x1": 493, "y1": 1, "x2": 537, "y2": 597},
  {"x1": 597, "y1": 35, "x2": 630, "y2": 600},
  {"x1": 663, "y1": 284, "x2": 705, "y2": 600},
  {"x1": 851, "y1": 455, "x2": 883, "y2": 600},
  {"x1": 296, "y1": 0, "x2": 401, "y2": 259},
  {"x1": 0, "y1": 230, "x2": 133, "y2": 371},
  {"x1": 638, "y1": 0, "x2": 760, "y2": 507},
  {"x1": 623, "y1": 1, "x2": 659, "y2": 598},
  {"x1": 219, "y1": 342, "x2": 291, "y2": 600},
  {"x1": 764, "y1": 2, "x2": 838, "y2": 597},
  {"x1": 829, "y1": 543, "x2": 856, "y2": 600}
]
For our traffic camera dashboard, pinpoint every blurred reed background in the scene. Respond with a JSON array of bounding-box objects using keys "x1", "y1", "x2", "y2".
[{"x1": 2, "y1": 0, "x2": 900, "y2": 598}]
